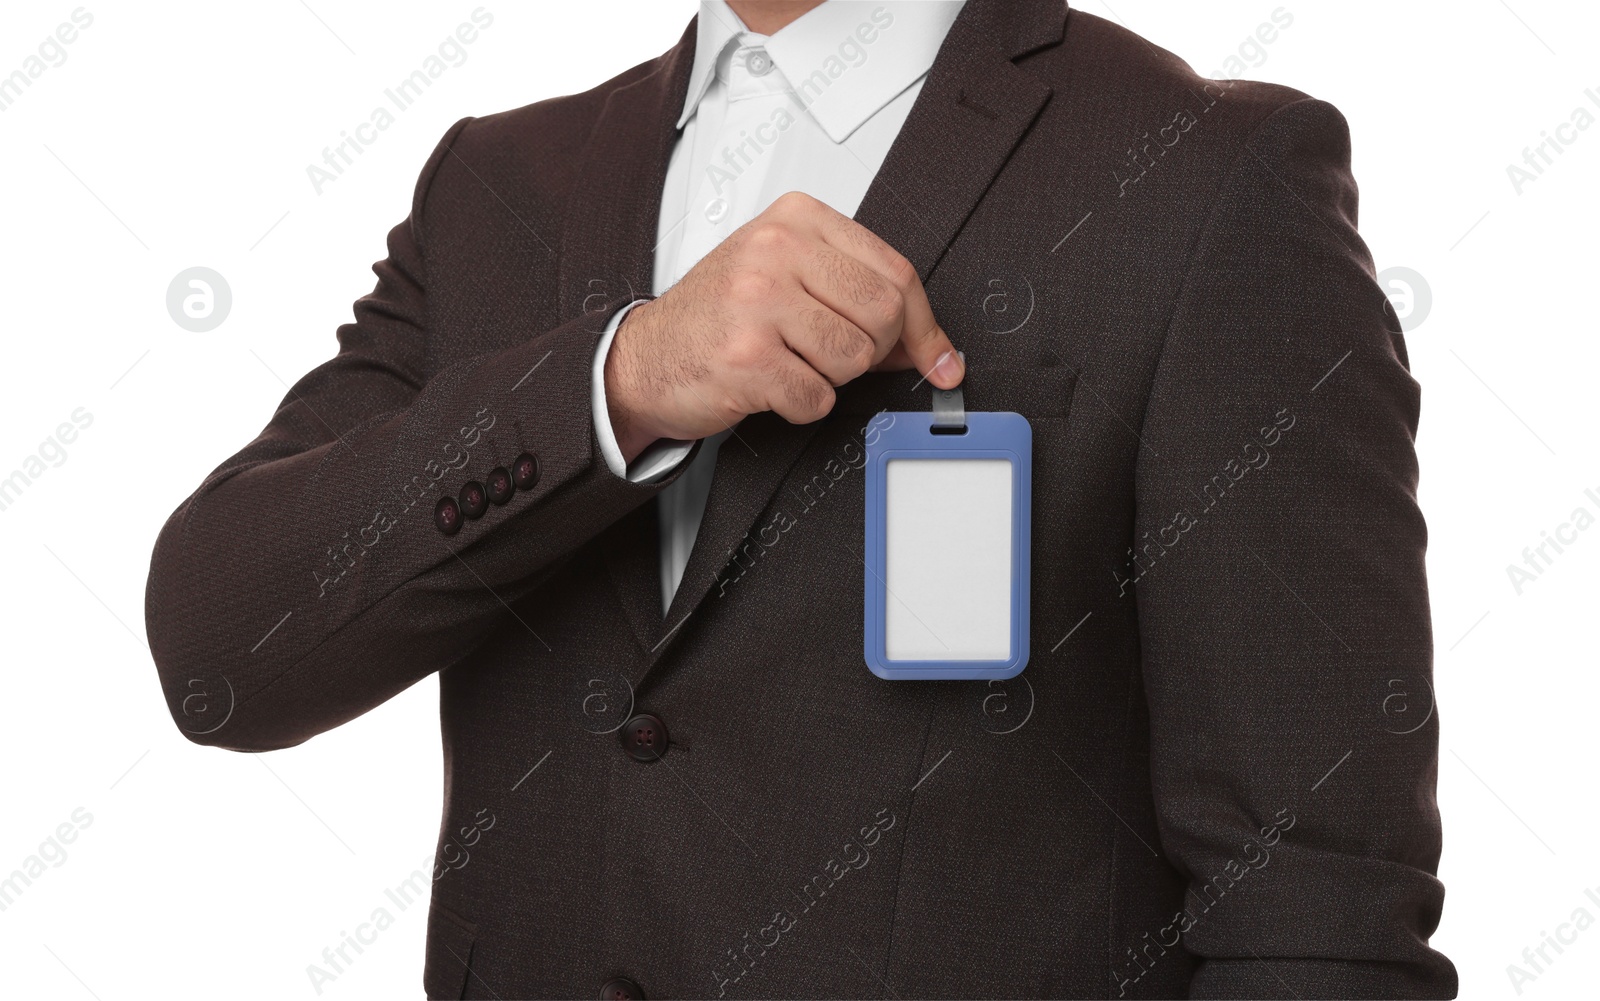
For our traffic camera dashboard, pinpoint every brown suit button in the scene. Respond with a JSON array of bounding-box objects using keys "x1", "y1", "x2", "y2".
[
  {"x1": 620, "y1": 714, "x2": 668, "y2": 762},
  {"x1": 458, "y1": 481, "x2": 488, "y2": 519},
  {"x1": 512, "y1": 451, "x2": 541, "y2": 490},
  {"x1": 600, "y1": 977, "x2": 644, "y2": 1000},
  {"x1": 433, "y1": 496, "x2": 462, "y2": 535},
  {"x1": 485, "y1": 466, "x2": 514, "y2": 505}
]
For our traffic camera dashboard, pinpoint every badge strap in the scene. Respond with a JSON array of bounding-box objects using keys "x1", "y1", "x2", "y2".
[{"x1": 930, "y1": 351, "x2": 966, "y2": 434}]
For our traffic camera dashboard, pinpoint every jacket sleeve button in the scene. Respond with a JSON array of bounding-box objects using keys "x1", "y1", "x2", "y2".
[
  {"x1": 512, "y1": 451, "x2": 541, "y2": 490},
  {"x1": 485, "y1": 467, "x2": 514, "y2": 505},
  {"x1": 458, "y1": 481, "x2": 488, "y2": 519},
  {"x1": 433, "y1": 496, "x2": 462, "y2": 535}
]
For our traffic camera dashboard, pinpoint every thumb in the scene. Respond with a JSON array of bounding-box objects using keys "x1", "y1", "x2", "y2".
[
  {"x1": 902, "y1": 319, "x2": 960, "y2": 385},
  {"x1": 897, "y1": 303, "x2": 964, "y2": 389}
]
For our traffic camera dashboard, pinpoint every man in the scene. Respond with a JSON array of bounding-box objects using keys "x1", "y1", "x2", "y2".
[{"x1": 145, "y1": 0, "x2": 1456, "y2": 997}]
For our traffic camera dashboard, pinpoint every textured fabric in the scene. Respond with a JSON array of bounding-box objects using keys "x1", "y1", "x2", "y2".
[
  {"x1": 591, "y1": 0, "x2": 963, "y2": 609},
  {"x1": 144, "y1": 2, "x2": 1457, "y2": 998}
]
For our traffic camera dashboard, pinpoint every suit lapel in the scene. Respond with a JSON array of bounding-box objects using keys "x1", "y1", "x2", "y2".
[
  {"x1": 557, "y1": 19, "x2": 695, "y2": 317},
  {"x1": 563, "y1": 21, "x2": 696, "y2": 655},
  {"x1": 636, "y1": 0, "x2": 1064, "y2": 678},
  {"x1": 847, "y1": 0, "x2": 1060, "y2": 287}
]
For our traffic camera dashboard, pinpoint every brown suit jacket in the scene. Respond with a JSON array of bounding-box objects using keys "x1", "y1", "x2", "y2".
[{"x1": 145, "y1": 2, "x2": 1456, "y2": 997}]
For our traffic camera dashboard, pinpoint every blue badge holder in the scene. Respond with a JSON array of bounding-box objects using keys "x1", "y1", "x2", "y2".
[{"x1": 863, "y1": 372, "x2": 1031, "y2": 681}]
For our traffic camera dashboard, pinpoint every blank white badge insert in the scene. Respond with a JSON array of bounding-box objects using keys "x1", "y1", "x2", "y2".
[{"x1": 883, "y1": 457, "x2": 1013, "y2": 661}]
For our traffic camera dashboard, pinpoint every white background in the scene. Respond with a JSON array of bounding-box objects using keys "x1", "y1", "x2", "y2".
[{"x1": 0, "y1": 1, "x2": 1594, "y2": 998}]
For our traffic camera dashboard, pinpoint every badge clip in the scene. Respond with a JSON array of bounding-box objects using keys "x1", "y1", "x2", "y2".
[{"x1": 930, "y1": 351, "x2": 966, "y2": 434}]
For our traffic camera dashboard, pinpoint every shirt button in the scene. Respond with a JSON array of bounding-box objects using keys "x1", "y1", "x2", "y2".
[
  {"x1": 745, "y1": 47, "x2": 773, "y2": 76},
  {"x1": 600, "y1": 977, "x2": 645, "y2": 1000},
  {"x1": 704, "y1": 198, "x2": 729, "y2": 223},
  {"x1": 620, "y1": 713, "x2": 668, "y2": 762}
]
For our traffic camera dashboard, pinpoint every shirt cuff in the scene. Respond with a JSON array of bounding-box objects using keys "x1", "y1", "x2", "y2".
[{"x1": 591, "y1": 299, "x2": 697, "y2": 483}]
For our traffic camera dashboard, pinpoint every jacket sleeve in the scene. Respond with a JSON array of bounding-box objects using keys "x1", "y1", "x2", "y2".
[
  {"x1": 144, "y1": 117, "x2": 676, "y2": 752},
  {"x1": 1133, "y1": 98, "x2": 1457, "y2": 998}
]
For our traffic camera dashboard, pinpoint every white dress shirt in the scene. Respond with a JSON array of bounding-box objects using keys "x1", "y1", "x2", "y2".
[{"x1": 591, "y1": 0, "x2": 965, "y2": 612}]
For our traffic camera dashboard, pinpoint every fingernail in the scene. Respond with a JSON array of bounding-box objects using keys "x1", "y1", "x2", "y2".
[{"x1": 933, "y1": 348, "x2": 963, "y2": 385}]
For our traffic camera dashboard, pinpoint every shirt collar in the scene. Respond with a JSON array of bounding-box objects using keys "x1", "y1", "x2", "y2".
[
  {"x1": 676, "y1": 1, "x2": 749, "y2": 129},
  {"x1": 678, "y1": 1, "x2": 966, "y2": 143}
]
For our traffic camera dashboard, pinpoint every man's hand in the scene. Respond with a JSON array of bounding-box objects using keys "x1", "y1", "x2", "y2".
[{"x1": 604, "y1": 191, "x2": 963, "y2": 461}]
